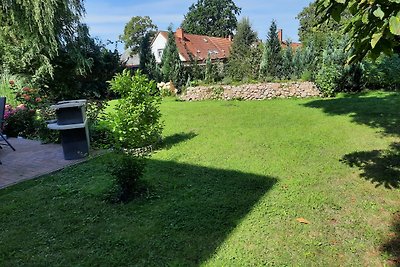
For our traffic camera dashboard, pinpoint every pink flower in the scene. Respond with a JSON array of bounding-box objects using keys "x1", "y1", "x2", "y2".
[
  {"x1": 22, "y1": 94, "x2": 31, "y2": 101},
  {"x1": 35, "y1": 97, "x2": 42, "y2": 102},
  {"x1": 17, "y1": 104, "x2": 26, "y2": 110},
  {"x1": 22, "y1": 87, "x2": 30, "y2": 92},
  {"x1": 9, "y1": 80, "x2": 15, "y2": 86}
]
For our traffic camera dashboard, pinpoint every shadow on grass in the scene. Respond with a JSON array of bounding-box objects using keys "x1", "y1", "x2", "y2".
[
  {"x1": 341, "y1": 143, "x2": 400, "y2": 189},
  {"x1": 382, "y1": 212, "x2": 400, "y2": 266},
  {"x1": 304, "y1": 93, "x2": 400, "y2": 189},
  {"x1": 0, "y1": 157, "x2": 277, "y2": 266},
  {"x1": 304, "y1": 93, "x2": 400, "y2": 136},
  {"x1": 159, "y1": 132, "x2": 198, "y2": 149}
]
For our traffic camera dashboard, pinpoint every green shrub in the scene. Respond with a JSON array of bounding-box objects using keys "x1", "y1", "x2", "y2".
[
  {"x1": 363, "y1": 54, "x2": 400, "y2": 90},
  {"x1": 108, "y1": 69, "x2": 163, "y2": 151},
  {"x1": 300, "y1": 70, "x2": 312, "y2": 81},
  {"x1": 86, "y1": 100, "x2": 111, "y2": 149},
  {"x1": 3, "y1": 108, "x2": 36, "y2": 137},
  {"x1": 315, "y1": 36, "x2": 363, "y2": 96},
  {"x1": 34, "y1": 107, "x2": 60, "y2": 143},
  {"x1": 109, "y1": 154, "x2": 146, "y2": 202},
  {"x1": 315, "y1": 65, "x2": 341, "y2": 96}
]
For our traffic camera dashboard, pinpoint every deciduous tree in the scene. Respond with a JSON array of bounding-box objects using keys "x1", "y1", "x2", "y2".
[
  {"x1": 181, "y1": 0, "x2": 241, "y2": 37},
  {"x1": 316, "y1": 0, "x2": 400, "y2": 62},
  {"x1": 120, "y1": 16, "x2": 158, "y2": 53},
  {"x1": 0, "y1": 0, "x2": 85, "y2": 78}
]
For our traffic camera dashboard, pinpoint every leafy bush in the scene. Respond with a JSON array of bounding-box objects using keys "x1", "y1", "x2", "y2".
[
  {"x1": 315, "y1": 64, "x2": 341, "y2": 96},
  {"x1": 315, "y1": 36, "x2": 363, "y2": 96},
  {"x1": 301, "y1": 70, "x2": 313, "y2": 81},
  {"x1": 3, "y1": 105, "x2": 36, "y2": 137},
  {"x1": 0, "y1": 73, "x2": 26, "y2": 106},
  {"x1": 3, "y1": 84, "x2": 48, "y2": 138},
  {"x1": 363, "y1": 54, "x2": 400, "y2": 90},
  {"x1": 107, "y1": 70, "x2": 163, "y2": 202},
  {"x1": 86, "y1": 100, "x2": 112, "y2": 149},
  {"x1": 108, "y1": 69, "x2": 163, "y2": 151},
  {"x1": 109, "y1": 154, "x2": 146, "y2": 202}
]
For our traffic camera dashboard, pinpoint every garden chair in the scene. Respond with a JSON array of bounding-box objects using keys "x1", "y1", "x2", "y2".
[{"x1": 0, "y1": 97, "x2": 16, "y2": 164}]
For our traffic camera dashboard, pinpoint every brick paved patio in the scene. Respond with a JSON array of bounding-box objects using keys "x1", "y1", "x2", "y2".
[{"x1": 0, "y1": 138, "x2": 85, "y2": 189}]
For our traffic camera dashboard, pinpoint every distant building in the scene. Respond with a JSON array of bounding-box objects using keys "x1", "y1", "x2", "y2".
[
  {"x1": 151, "y1": 28, "x2": 233, "y2": 64},
  {"x1": 121, "y1": 28, "x2": 301, "y2": 68},
  {"x1": 120, "y1": 50, "x2": 140, "y2": 68},
  {"x1": 121, "y1": 28, "x2": 232, "y2": 68},
  {"x1": 278, "y1": 29, "x2": 302, "y2": 50}
]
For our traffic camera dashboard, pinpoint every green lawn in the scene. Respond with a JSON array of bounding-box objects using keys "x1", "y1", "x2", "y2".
[{"x1": 1, "y1": 92, "x2": 399, "y2": 266}]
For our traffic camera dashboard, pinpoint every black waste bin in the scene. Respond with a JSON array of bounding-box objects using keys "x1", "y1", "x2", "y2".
[{"x1": 47, "y1": 100, "x2": 90, "y2": 160}]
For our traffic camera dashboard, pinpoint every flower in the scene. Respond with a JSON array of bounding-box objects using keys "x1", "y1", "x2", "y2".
[
  {"x1": 22, "y1": 94, "x2": 31, "y2": 101},
  {"x1": 22, "y1": 87, "x2": 30, "y2": 92},
  {"x1": 9, "y1": 80, "x2": 15, "y2": 86},
  {"x1": 35, "y1": 97, "x2": 42, "y2": 102},
  {"x1": 16, "y1": 104, "x2": 26, "y2": 110}
]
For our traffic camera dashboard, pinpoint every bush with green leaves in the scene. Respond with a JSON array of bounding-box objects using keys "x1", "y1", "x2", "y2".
[
  {"x1": 109, "y1": 153, "x2": 146, "y2": 202},
  {"x1": 86, "y1": 100, "x2": 112, "y2": 149},
  {"x1": 108, "y1": 69, "x2": 163, "y2": 151},
  {"x1": 363, "y1": 54, "x2": 400, "y2": 90},
  {"x1": 315, "y1": 36, "x2": 363, "y2": 96},
  {"x1": 107, "y1": 70, "x2": 162, "y2": 202}
]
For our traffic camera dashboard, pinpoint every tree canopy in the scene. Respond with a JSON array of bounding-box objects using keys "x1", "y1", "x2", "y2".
[
  {"x1": 227, "y1": 17, "x2": 259, "y2": 80},
  {"x1": 139, "y1": 33, "x2": 159, "y2": 81},
  {"x1": 0, "y1": 0, "x2": 85, "y2": 78},
  {"x1": 120, "y1": 16, "x2": 158, "y2": 53},
  {"x1": 160, "y1": 27, "x2": 184, "y2": 87},
  {"x1": 181, "y1": 0, "x2": 241, "y2": 37},
  {"x1": 297, "y1": 1, "x2": 349, "y2": 46},
  {"x1": 316, "y1": 0, "x2": 400, "y2": 62},
  {"x1": 260, "y1": 20, "x2": 282, "y2": 78}
]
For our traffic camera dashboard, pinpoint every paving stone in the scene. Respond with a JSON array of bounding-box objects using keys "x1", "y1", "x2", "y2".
[{"x1": 0, "y1": 138, "x2": 85, "y2": 189}]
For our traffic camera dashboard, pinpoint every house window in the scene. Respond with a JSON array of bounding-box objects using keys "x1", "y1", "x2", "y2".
[{"x1": 158, "y1": 49, "x2": 164, "y2": 58}]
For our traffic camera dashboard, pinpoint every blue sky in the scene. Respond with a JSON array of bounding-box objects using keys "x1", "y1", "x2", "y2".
[{"x1": 83, "y1": 0, "x2": 313, "y2": 52}]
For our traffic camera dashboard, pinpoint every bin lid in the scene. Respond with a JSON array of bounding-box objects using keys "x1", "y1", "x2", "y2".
[{"x1": 50, "y1": 99, "x2": 87, "y2": 110}]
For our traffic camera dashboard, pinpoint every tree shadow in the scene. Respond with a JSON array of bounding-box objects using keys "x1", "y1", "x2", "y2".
[
  {"x1": 158, "y1": 131, "x2": 198, "y2": 149},
  {"x1": 382, "y1": 212, "x2": 400, "y2": 266},
  {"x1": 0, "y1": 158, "x2": 277, "y2": 266},
  {"x1": 304, "y1": 93, "x2": 400, "y2": 189},
  {"x1": 125, "y1": 159, "x2": 277, "y2": 265},
  {"x1": 341, "y1": 143, "x2": 400, "y2": 189},
  {"x1": 303, "y1": 93, "x2": 400, "y2": 136}
]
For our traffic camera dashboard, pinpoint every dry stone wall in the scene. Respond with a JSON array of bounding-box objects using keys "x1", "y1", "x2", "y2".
[{"x1": 180, "y1": 82, "x2": 321, "y2": 101}]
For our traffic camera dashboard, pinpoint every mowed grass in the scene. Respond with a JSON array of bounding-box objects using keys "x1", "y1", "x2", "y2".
[{"x1": 1, "y1": 92, "x2": 399, "y2": 266}]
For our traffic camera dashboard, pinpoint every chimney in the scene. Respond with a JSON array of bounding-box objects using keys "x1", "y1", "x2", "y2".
[
  {"x1": 278, "y1": 29, "x2": 283, "y2": 44},
  {"x1": 176, "y1": 28, "x2": 184, "y2": 40}
]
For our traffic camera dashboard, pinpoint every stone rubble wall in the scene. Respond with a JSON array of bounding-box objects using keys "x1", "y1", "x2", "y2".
[{"x1": 180, "y1": 82, "x2": 321, "y2": 101}]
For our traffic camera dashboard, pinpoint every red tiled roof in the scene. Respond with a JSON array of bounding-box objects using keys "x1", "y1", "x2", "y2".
[
  {"x1": 281, "y1": 42, "x2": 302, "y2": 50},
  {"x1": 159, "y1": 30, "x2": 232, "y2": 62}
]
